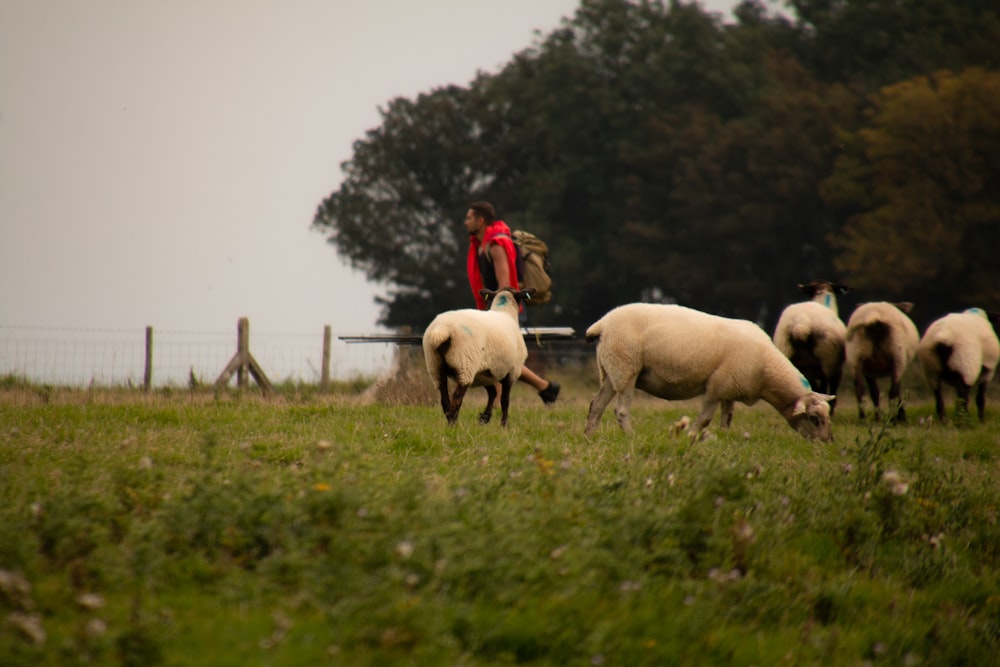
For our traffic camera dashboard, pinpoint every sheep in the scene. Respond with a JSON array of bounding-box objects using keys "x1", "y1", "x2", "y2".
[
  {"x1": 916, "y1": 308, "x2": 1000, "y2": 423},
  {"x1": 772, "y1": 281, "x2": 850, "y2": 414},
  {"x1": 422, "y1": 287, "x2": 534, "y2": 426},
  {"x1": 844, "y1": 301, "x2": 920, "y2": 423},
  {"x1": 583, "y1": 303, "x2": 835, "y2": 441}
]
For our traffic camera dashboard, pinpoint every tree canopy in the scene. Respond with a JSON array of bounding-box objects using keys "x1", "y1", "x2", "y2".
[
  {"x1": 824, "y1": 67, "x2": 1000, "y2": 318},
  {"x1": 313, "y1": 0, "x2": 1000, "y2": 332}
]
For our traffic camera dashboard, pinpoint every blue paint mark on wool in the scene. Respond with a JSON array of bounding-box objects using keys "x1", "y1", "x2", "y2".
[
  {"x1": 966, "y1": 307, "x2": 983, "y2": 315},
  {"x1": 800, "y1": 375, "x2": 812, "y2": 390},
  {"x1": 824, "y1": 294, "x2": 832, "y2": 308},
  {"x1": 497, "y1": 295, "x2": 509, "y2": 308},
  {"x1": 461, "y1": 325, "x2": 473, "y2": 336}
]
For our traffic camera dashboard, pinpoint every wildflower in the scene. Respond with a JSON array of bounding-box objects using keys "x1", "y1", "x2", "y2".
[
  {"x1": 731, "y1": 518, "x2": 756, "y2": 545},
  {"x1": 85, "y1": 618, "x2": 107, "y2": 638},
  {"x1": 75, "y1": 593, "x2": 105, "y2": 610},
  {"x1": 396, "y1": 540, "x2": 415, "y2": 559},
  {"x1": 881, "y1": 470, "x2": 908, "y2": 496},
  {"x1": 7, "y1": 612, "x2": 45, "y2": 645},
  {"x1": 312, "y1": 483, "x2": 331, "y2": 492}
]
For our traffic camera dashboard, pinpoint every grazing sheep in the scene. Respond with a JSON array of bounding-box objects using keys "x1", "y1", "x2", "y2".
[
  {"x1": 584, "y1": 304, "x2": 835, "y2": 441},
  {"x1": 917, "y1": 308, "x2": 1000, "y2": 423},
  {"x1": 844, "y1": 301, "x2": 920, "y2": 423},
  {"x1": 422, "y1": 287, "x2": 534, "y2": 426},
  {"x1": 772, "y1": 281, "x2": 850, "y2": 414}
]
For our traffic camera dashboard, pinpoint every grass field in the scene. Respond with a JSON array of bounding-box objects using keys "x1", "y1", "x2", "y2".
[{"x1": 2, "y1": 367, "x2": 1000, "y2": 666}]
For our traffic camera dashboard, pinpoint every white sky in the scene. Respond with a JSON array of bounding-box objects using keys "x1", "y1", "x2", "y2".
[{"x1": 1, "y1": 0, "x2": 738, "y2": 338}]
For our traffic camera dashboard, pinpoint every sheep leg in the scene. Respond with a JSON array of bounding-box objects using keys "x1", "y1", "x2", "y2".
[
  {"x1": 437, "y1": 368, "x2": 452, "y2": 418},
  {"x1": 446, "y1": 383, "x2": 469, "y2": 425},
  {"x1": 827, "y1": 371, "x2": 842, "y2": 417},
  {"x1": 955, "y1": 382, "x2": 971, "y2": 421},
  {"x1": 719, "y1": 400, "x2": 735, "y2": 428},
  {"x1": 854, "y1": 373, "x2": 867, "y2": 420},
  {"x1": 479, "y1": 385, "x2": 497, "y2": 424},
  {"x1": 585, "y1": 378, "x2": 618, "y2": 435},
  {"x1": 888, "y1": 377, "x2": 905, "y2": 423},
  {"x1": 866, "y1": 376, "x2": 881, "y2": 418},
  {"x1": 499, "y1": 375, "x2": 513, "y2": 427},
  {"x1": 975, "y1": 382, "x2": 987, "y2": 423},
  {"x1": 932, "y1": 383, "x2": 947, "y2": 422},
  {"x1": 613, "y1": 387, "x2": 636, "y2": 433},
  {"x1": 691, "y1": 399, "x2": 719, "y2": 437}
]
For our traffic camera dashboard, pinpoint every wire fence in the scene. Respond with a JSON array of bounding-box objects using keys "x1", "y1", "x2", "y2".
[{"x1": 0, "y1": 324, "x2": 398, "y2": 388}]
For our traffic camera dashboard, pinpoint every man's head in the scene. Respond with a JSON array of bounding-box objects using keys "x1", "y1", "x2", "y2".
[{"x1": 464, "y1": 201, "x2": 495, "y2": 237}]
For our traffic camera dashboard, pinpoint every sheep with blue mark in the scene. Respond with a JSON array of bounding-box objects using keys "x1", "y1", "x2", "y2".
[
  {"x1": 772, "y1": 280, "x2": 850, "y2": 415},
  {"x1": 422, "y1": 286, "x2": 534, "y2": 426},
  {"x1": 584, "y1": 303, "x2": 835, "y2": 441},
  {"x1": 917, "y1": 307, "x2": 1000, "y2": 423}
]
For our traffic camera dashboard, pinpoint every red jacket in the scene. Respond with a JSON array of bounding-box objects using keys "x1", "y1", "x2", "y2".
[{"x1": 467, "y1": 220, "x2": 520, "y2": 310}]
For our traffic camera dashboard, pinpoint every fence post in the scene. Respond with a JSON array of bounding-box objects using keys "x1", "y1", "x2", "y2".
[
  {"x1": 143, "y1": 326, "x2": 153, "y2": 392},
  {"x1": 214, "y1": 317, "x2": 274, "y2": 396},
  {"x1": 321, "y1": 325, "x2": 331, "y2": 392}
]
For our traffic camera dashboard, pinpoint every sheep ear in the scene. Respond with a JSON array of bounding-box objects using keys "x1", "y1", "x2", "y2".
[
  {"x1": 479, "y1": 289, "x2": 493, "y2": 300},
  {"x1": 834, "y1": 283, "x2": 851, "y2": 294},
  {"x1": 816, "y1": 393, "x2": 836, "y2": 404},
  {"x1": 792, "y1": 397, "x2": 808, "y2": 416},
  {"x1": 894, "y1": 301, "x2": 914, "y2": 314}
]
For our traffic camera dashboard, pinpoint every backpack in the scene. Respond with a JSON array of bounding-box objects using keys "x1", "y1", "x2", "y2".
[{"x1": 491, "y1": 230, "x2": 553, "y2": 306}]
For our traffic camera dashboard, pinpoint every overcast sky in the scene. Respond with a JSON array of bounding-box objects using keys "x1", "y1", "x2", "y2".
[{"x1": 1, "y1": 0, "x2": 738, "y2": 338}]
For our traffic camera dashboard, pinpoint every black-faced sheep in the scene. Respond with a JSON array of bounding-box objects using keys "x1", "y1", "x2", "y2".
[
  {"x1": 844, "y1": 301, "x2": 919, "y2": 423},
  {"x1": 772, "y1": 281, "x2": 850, "y2": 414},
  {"x1": 584, "y1": 304, "x2": 835, "y2": 441},
  {"x1": 917, "y1": 308, "x2": 1000, "y2": 423},
  {"x1": 422, "y1": 287, "x2": 534, "y2": 426}
]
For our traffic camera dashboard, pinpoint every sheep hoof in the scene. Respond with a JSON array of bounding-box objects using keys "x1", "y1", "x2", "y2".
[
  {"x1": 478, "y1": 411, "x2": 492, "y2": 425},
  {"x1": 669, "y1": 416, "x2": 691, "y2": 437}
]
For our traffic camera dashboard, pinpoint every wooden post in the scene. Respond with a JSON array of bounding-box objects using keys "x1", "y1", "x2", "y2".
[
  {"x1": 143, "y1": 326, "x2": 153, "y2": 392},
  {"x1": 320, "y1": 325, "x2": 331, "y2": 392},
  {"x1": 237, "y1": 317, "x2": 249, "y2": 389},
  {"x1": 215, "y1": 317, "x2": 274, "y2": 396}
]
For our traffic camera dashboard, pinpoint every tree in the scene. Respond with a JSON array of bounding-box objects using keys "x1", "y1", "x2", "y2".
[
  {"x1": 824, "y1": 68, "x2": 1000, "y2": 321},
  {"x1": 788, "y1": 0, "x2": 1000, "y2": 90},
  {"x1": 311, "y1": 0, "x2": 995, "y2": 333},
  {"x1": 312, "y1": 86, "x2": 485, "y2": 328}
]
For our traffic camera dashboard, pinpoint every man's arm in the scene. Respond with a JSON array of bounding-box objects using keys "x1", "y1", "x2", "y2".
[{"x1": 489, "y1": 243, "x2": 512, "y2": 289}]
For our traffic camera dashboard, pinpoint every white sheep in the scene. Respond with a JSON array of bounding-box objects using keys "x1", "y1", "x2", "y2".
[
  {"x1": 917, "y1": 308, "x2": 1000, "y2": 423},
  {"x1": 583, "y1": 304, "x2": 835, "y2": 441},
  {"x1": 772, "y1": 281, "x2": 850, "y2": 414},
  {"x1": 844, "y1": 301, "x2": 920, "y2": 423},
  {"x1": 422, "y1": 287, "x2": 534, "y2": 426}
]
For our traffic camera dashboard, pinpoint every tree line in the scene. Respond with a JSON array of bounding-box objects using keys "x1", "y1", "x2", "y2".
[{"x1": 313, "y1": 0, "x2": 1000, "y2": 333}]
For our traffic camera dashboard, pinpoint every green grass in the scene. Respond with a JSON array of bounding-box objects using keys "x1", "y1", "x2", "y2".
[{"x1": 2, "y1": 372, "x2": 1000, "y2": 665}]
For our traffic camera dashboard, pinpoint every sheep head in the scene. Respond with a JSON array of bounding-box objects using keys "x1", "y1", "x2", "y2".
[
  {"x1": 479, "y1": 287, "x2": 536, "y2": 309},
  {"x1": 789, "y1": 393, "x2": 835, "y2": 442},
  {"x1": 798, "y1": 281, "x2": 850, "y2": 298}
]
